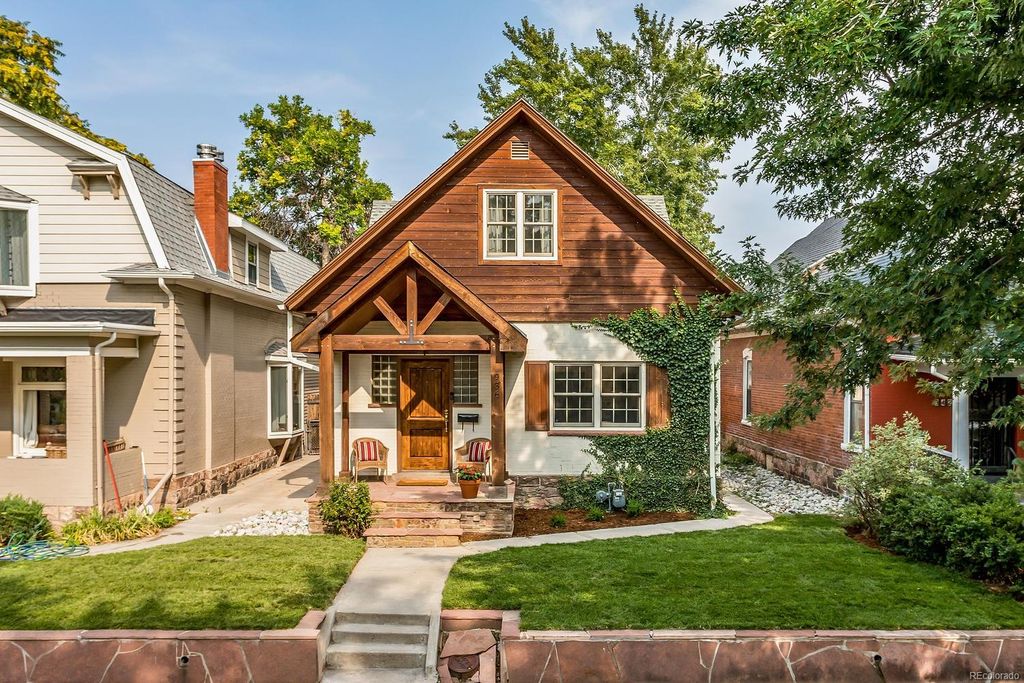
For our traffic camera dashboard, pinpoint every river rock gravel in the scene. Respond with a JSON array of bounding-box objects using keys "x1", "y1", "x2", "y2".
[
  {"x1": 212, "y1": 510, "x2": 309, "y2": 537},
  {"x1": 721, "y1": 464, "x2": 847, "y2": 515}
]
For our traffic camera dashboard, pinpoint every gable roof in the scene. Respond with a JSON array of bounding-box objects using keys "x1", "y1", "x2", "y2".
[
  {"x1": 288, "y1": 99, "x2": 739, "y2": 310},
  {"x1": 774, "y1": 217, "x2": 847, "y2": 269}
]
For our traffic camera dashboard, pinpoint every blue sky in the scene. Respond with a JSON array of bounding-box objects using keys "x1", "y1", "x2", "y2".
[{"x1": 9, "y1": 0, "x2": 813, "y2": 258}]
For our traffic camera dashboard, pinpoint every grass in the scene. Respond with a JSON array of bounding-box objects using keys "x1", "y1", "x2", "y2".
[
  {"x1": 0, "y1": 536, "x2": 364, "y2": 630},
  {"x1": 443, "y1": 516, "x2": 1024, "y2": 630}
]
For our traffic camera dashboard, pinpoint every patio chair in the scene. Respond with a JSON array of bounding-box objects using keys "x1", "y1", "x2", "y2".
[
  {"x1": 454, "y1": 438, "x2": 492, "y2": 480},
  {"x1": 350, "y1": 437, "x2": 388, "y2": 481}
]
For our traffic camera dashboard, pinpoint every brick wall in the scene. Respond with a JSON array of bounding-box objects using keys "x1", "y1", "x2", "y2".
[{"x1": 870, "y1": 365, "x2": 953, "y2": 450}]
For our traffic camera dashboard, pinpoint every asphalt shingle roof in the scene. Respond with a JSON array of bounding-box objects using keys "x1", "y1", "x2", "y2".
[
  {"x1": 774, "y1": 217, "x2": 847, "y2": 268},
  {"x1": 0, "y1": 184, "x2": 34, "y2": 203}
]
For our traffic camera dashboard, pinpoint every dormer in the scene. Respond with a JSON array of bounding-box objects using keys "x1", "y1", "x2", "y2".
[{"x1": 227, "y1": 213, "x2": 286, "y2": 291}]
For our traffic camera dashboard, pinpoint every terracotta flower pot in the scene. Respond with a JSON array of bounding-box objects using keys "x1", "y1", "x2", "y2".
[{"x1": 459, "y1": 479, "x2": 481, "y2": 499}]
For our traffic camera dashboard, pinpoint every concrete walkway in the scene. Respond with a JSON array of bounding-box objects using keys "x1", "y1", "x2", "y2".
[{"x1": 88, "y1": 457, "x2": 318, "y2": 555}]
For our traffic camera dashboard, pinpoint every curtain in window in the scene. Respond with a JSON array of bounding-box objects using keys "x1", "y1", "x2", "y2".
[
  {"x1": 21, "y1": 390, "x2": 38, "y2": 448},
  {"x1": 0, "y1": 209, "x2": 28, "y2": 286}
]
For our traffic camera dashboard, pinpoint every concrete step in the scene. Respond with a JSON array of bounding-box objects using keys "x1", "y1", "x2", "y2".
[
  {"x1": 363, "y1": 527, "x2": 462, "y2": 548},
  {"x1": 326, "y1": 642, "x2": 426, "y2": 670},
  {"x1": 371, "y1": 511, "x2": 462, "y2": 530},
  {"x1": 332, "y1": 622, "x2": 430, "y2": 645},
  {"x1": 334, "y1": 612, "x2": 431, "y2": 627}
]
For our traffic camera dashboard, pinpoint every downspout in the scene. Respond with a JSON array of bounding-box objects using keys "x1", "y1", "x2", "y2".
[
  {"x1": 158, "y1": 278, "x2": 177, "y2": 487},
  {"x1": 92, "y1": 331, "x2": 118, "y2": 508}
]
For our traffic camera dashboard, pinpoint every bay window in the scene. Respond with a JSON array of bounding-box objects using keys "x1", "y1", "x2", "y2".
[
  {"x1": 551, "y1": 362, "x2": 644, "y2": 430},
  {"x1": 483, "y1": 190, "x2": 557, "y2": 260},
  {"x1": 268, "y1": 363, "x2": 303, "y2": 436}
]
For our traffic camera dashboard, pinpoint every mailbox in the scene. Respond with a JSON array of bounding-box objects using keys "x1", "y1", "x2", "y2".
[{"x1": 457, "y1": 413, "x2": 480, "y2": 424}]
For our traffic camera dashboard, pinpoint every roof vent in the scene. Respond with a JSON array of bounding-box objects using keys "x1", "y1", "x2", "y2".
[
  {"x1": 195, "y1": 143, "x2": 224, "y2": 163},
  {"x1": 510, "y1": 139, "x2": 530, "y2": 160}
]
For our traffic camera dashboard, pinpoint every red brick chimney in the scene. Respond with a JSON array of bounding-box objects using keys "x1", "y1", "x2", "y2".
[{"x1": 193, "y1": 143, "x2": 229, "y2": 273}]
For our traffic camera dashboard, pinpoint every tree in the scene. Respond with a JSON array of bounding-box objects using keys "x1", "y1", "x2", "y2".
[
  {"x1": 0, "y1": 15, "x2": 149, "y2": 165},
  {"x1": 685, "y1": 1, "x2": 1024, "y2": 428},
  {"x1": 447, "y1": 6, "x2": 726, "y2": 251},
  {"x1": 230, "y1": 96, "x2": 392, "y2": 264}
]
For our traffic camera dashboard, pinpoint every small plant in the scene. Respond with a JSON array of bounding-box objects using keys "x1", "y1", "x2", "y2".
[
  {"x1": 60, "y1": 509, "x2": 158, "y2": 546},
  {"x1": 586, "y1": 506, "x2": 606, "y2": 522},
  {"x1": 625, "y1": 500, "x2": 644, "y2": 518},
  {"x1": 0, "y1": 494, "x2": 52, "y2": 546},
  {"x1": 549, "y1": 512, "x2": 567, "y2": 528},
  {"x1": 320, "y1": 480, "x2": 373, "y2": 538},
  {"x1": 455, "y1": 465, "x2": 484, "y2": 481},
  {"x1": 152, "y1": 507, "x2": 191, "y2": 529}
]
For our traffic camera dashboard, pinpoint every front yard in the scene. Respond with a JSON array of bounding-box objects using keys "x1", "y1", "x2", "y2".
[
  {"x1": 0, "y1": 536, "x2": 364, "y2": 630},
  {"x1": 443, "y1": 516, "x2": 1024, "y2": 630}
]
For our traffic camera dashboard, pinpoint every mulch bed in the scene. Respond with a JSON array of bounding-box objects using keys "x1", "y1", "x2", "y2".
[{"x1": 511, "y1": 508, "x2": 694, "y2": 537}]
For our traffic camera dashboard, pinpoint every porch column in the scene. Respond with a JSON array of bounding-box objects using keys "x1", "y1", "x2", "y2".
[
  {"x1": 318, "y1": 335, "x2": 335, "y2": 484},
  {"x1": 489, "y1": 338, "x2": 507, "y2": 484},
  {"x1": 340, "y1": 351, "x2": 350, "y2": 480}
]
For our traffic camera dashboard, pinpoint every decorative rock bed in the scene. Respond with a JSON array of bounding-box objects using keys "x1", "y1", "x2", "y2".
[
  {"x1": 720, "y1": 464, "x2": 847, "y2": 515},
  {"x1": 212, "y1": 510, "x2": 309, "y2": 537}
]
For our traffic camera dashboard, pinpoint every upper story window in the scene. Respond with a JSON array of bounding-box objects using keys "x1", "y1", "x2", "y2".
[
  {"x1": 246, "y1": 240, "x2": 259, "y2": 286},
  {"x1": 483, "y1": 190, "x2": 557, "y2": 261},
  {"x1": 0, "y1": 201, "x2": 38, "y2": 296}
]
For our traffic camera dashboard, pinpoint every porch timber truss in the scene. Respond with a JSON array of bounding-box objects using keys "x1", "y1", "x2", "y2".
[{"x1": 292, "y1": 241, "x2": 525, "y2": 485}]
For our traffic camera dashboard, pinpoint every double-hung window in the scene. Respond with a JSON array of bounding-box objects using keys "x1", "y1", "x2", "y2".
[
  {"x1": 246, "y1": 240, "x2": 259, "y2": 286},
  {"x1": 0, "y1": 200, "x2": 38, "y2": 296},
  {"x1": 13, "y1": 362, "x2": 67, "y2": 458},
  {"x1": 551, "y1": 362, "x2": 644, "y2": 430},
  {"x1": 483, "y1": 190, "x2": 557, "y2": 260},
  {"x1": 268, "y1": 363, "x2": 303, "y2": 436},
  {"x1": 844, "y1": 385, "x2": 869, "y2": 449}
]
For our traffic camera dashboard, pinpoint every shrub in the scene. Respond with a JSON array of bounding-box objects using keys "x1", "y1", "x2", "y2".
[
  {"x1": 838, "y1": 415, "x2": 968, "y2": 534},
  {"x1": 558, "y1": 469, "x2": 599, "y2": 510},
  {"x1": 60, "y1": 509, "x2": 163, "y2": 546},
  {"x1": 0, "y1": 494, "x2": 51, "y2": 546},
  {"x1": 320, "y1": 481, "x2": 373, "y2": 538},
  {"x1": 625, "y1": 500, "x2": 645, "y2": 518},
  {"x1": 586, "y1": 506, "x2": 606, "y2": 522},
  {"x1": 549, "y1": 512, "x2": 567, "y2": 528}
]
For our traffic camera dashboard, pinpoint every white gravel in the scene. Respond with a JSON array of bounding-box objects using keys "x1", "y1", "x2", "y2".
[
  {"x1": 721, "y1": 464, "x2": 847, "y2": 515},
  {"x1": 212, "y1": 510, "x2": 309, "y2": 537}
]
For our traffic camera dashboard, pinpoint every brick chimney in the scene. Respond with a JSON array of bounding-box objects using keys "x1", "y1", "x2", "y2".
[{"x1": 193, "y1": 143, "x2": 229, "y2": 273}]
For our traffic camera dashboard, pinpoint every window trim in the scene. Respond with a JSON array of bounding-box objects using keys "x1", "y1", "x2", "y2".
[
  {"x1": 741, "y1": 348, "x2": 753, "y2": 425},
  {"x1": 481, "y1": 189, "x2": 558, "y2": 261},
  {"x1": 267, "y1": 361, "x2": 304, "y2": 438},
  {"x1": 245, "y1": 239, "x2": 260, "y2": 287},
  {"x1": 0, "y1": 199, "x2": 39, "y2": 298},
  {"x1": 11, "y1": 359, "x2": 66, "y2": 459},
  {"x1": 842, "y1": 385, "x2": 870, "y2": 451},
  {"x1": 549, "y1": 361, "x2": 646, "y2": 432}
]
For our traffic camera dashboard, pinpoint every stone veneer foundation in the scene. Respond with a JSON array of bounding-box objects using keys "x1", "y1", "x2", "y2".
[
  {"x1": 727, "y1": 436, "x2": 845, "y2": 494},
  {"x1": 454, "y1": 611, "x2": 1024, "y2": 683},
  {"x1": 0, "y1": 610, "x2": 330, "y2": 683},
  {"x1": 170, "y1": 447, "x2": 278, "y2": 508},
  {"x1": 511, "y1": 475, "x2": 564, "y2": 509}
]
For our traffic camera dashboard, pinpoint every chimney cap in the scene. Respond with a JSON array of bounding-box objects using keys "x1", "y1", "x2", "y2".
[{"x1": 195, "y1": 143, "x2": 224, "y2": 163}]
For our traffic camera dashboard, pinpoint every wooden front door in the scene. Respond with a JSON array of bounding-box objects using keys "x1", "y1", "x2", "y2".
[{"x1": 399, "y1": 359, "x2": 451, "y2": 471}]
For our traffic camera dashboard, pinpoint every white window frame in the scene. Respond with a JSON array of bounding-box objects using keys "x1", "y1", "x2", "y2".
[
  {"x1": 267, "y1": 362, "x2": 304, "y2": 437},
  {"x1": 549, "y1": 361, "x2": 646, "y2": 432},
  {"x1": 741, "y1": 348, "x2": 753, "y2": 425},
  {"x1": 12, "y1": 360, "x2": 66, "y2": 459},
  {"x1": 245, "y1": 239, "x2": 259, "y2": 286},
  {"x1": 0, "y1": 199, "x2": 40, "y2": 298},
  {"x1": 482, "y1": 189, "x2": 558, "y2": 261},
  {"x1": 842, "y1": 385, "x2": 871, "y2": 451}
]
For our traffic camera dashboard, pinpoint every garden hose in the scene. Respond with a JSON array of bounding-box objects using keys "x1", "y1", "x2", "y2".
[{"x1": 0, "y1": 538, "x2": 88, "y2": 561}]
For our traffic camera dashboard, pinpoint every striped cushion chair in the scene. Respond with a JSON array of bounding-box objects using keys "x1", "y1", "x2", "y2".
[
  {"x1": 350, "y1": 438, "x2": 388, "y2": 481},
  {"x1": 454, "y1": 438, "x2": 492, "y2": 479}
]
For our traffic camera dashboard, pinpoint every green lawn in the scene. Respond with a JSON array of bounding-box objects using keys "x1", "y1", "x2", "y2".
[
  {"x1": 0, "y1": 536, "x2": 364, "y2": 630},
  {"x1": 443, "y1": 516, "x2": 1024, "y2": 630}
]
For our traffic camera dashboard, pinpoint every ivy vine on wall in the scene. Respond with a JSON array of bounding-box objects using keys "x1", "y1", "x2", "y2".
[{"x1": 558, "y1": 296, "x2": 725, "y2": 514}]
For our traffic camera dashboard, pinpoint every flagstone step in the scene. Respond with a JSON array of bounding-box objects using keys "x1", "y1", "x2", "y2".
[
  {"x1": 371, "y1": 511, "x2": 462, "y2": 530},
  {"x1": 363, "y1": 527, "x2": 463, "y2": 548},
  {"x1": 325, "y1": 641, "x2": 426, "y2": 670},
  {"x1": 332, "y1": 621, "x2": 430, "y2": 645},
  {"x1": 334, "y1": 612, "x2": 431, "y2": 626}
]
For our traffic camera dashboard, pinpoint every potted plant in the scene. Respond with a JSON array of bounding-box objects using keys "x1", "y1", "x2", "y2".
[{"x1": 455, "y1": 465, "x2": 484, "y2": 499}]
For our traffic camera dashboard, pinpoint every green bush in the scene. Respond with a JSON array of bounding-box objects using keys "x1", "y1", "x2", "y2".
[
  {"x1": 549, "y1": 512, "x2": 567, "y2": 528},
  {"x1": 59, "y1": 507, "x2": 190, "y2": 546},
  {"x1": 320, "y1": 481, "x2": 373, "y2": 538},
  {"x1": 0, "y1": 494, "x2": 51, "y2": 546},
  {"x1": 586, "y1": 506, "x2": 606, "y2": 522},
  {"x1": 838, "y1": 415, "x2": 968, "y2": 534},
  {"x1": 625, "y1": 500, "x2": 645, "y2": 518},
  {"x1": 558, "y1": 469, "x2": 600, "y2": 510},
  {"x1": 151, "y1": 507, "x2": 190, "y2": 529}
]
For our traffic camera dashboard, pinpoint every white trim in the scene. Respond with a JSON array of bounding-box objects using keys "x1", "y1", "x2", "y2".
[
  {"x1": 266, "y1": 360, "x2": 304, "y2": 438},
  {"x1": 0, "y1": 322, "x2": 159, "y2": 336},
  {"x1": 0, "y1": 99, "x2": 170, "y2": 269},
  {"x1": 482, "y1": 189, "x2": 558, "y2": 261},
  {"x1": 741, "y1": 347, "x2": 753, "y2": 425},
  {"x1": 194, "y1": 218, "x2": 217, "y2": 274},
  {"x1": 548, "y1": 361, "x2": 646, "y2": 431},
  {"x1": 245, "y1": 238, "x2": 259, "y2": 286},
  {"x1": 0, "y1": 200, "x2": 39, "y2": 297},
  {"x1": 951, "y1": 390, "x2": 970, "y2": 468},
  {"x1": 842, "y1": 385, "x2": 870, "y2": 451},
  {"x1": 11, "y1": 359, "x2": 66, "y2": 459},
  {"x1": 229, "y1": 213, "x2": 288, "y2": 252}
]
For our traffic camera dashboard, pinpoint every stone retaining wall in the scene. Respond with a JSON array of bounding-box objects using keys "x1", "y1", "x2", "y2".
[
  {"x1": 510, "y1": 476, "x2": 563, "y2": 509},
  {"x1": 171, "y1": 447, "x2": 279, "y2": 508},
  {"x1": 0, "y1": 610, "x2": 328, "y2": 683},
  {"x1": 445, "y1": 500, "x2": 514, "y2": 535},
  {"x1": 489, "y1": 611, "x2": 1024, "y2": 683},
  {"x1": 727, "y1": 435, "x2": 845, "y2": 494}
]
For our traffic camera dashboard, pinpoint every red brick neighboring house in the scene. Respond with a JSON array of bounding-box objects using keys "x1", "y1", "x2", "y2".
[{"x1": 721, "y1": 218, "x2": 1022, "y2": 492}]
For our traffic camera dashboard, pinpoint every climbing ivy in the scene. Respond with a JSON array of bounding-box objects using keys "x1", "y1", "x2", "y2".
[{"x1": 557, "y1": 296, "x2": 725, "y2": 514}]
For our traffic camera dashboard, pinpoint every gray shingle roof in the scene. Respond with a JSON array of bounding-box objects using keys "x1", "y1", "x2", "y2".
[
  {"x1": 369, "y1": 199, "x2": 399, "y2": 227},
  {"x1": 270, "y1": 248, "x2": 318, "y2": 294},
  {"x1": 774, "y1": 217, "x2": 847, "y2": 268},
  {"x1": 0, "y1": 184, "x2": 34, "y2": 203}
]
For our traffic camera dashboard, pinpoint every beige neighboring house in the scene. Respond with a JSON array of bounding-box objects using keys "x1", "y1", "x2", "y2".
[{"x1": 0, "y1": 97, "x2": 318, "y2": 521}]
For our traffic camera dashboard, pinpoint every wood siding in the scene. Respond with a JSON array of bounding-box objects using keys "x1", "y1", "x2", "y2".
[
  {"x1": 646, "y1": 363, "x2": 671, "y2": 428},
  {"x1": 313, "y1": 124, "x2": 716, "y2": 322}
]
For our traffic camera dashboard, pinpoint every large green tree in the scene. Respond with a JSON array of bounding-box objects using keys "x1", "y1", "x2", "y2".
[
  {"x1": 686, "y1": 1, "x2": 1024, "y2": 428},
  {"x1": 448, "y1": 5, "x2": 726, "y2": 251},
  {"x1": 230, "y1": 96, "x2": 391, "y2": 264},
  {"x1": 0, "y1": 16, "x2": 149, "y2": 165}
]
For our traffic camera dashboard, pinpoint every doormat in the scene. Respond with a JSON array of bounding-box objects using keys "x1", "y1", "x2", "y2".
[{"x1": 395, "y1": 478, "x2": 450, "y2": 487}]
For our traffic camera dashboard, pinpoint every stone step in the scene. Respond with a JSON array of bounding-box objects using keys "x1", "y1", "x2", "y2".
[
  {"x1": 371, "y1": 511, "x2": 462, "y2": 530},
  {"x1": 325, "y1": 642, "x2": 426, "y2": 670},
  {"x1": 332, "y1": 622, "x2": 430, "y2": 645},
  {"x1": 334, "y1": 612, "x2": 431, "y2": 627},
  {"x1": 364, "y1": 527, "x2": 462, "y2": 548},
  {"x1": 372, "y1": 501, "x2": 450, "y2": 512}
]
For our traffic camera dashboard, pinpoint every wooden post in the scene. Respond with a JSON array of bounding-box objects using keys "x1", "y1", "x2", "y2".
[
  {"x1": 340, "y1": 351, "x2": 350, "y2": 480},
  {"x1": 489, "y1": 337, "x2": 507, "y2": 484},
  {"x1": 406, "y1": 267, "x2": 418, "y2": 333},
  {"x1": 318, "y1": 335, "x2": 335, "y2": 484}
]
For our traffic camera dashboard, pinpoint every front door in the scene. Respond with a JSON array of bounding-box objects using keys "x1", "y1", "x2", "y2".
[{"x1": 399, "y1": 359, "x2": 451, "y2": 471}]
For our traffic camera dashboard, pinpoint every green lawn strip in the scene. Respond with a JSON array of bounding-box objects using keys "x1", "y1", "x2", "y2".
[
  {"x1": 443, "y1": 516, "x2": 1024, "y2": 631},
  {"x1": 0, "y1": 536, "x2": 364, "y2": 630}
]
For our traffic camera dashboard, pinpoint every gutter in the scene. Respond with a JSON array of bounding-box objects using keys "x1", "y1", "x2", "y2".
[
  {"x1": 157, "y1": 277, "x2": 177, "y2": 490},
  {"x1": 92, "y1": 332, "x2": 118, "y2": 508}
]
